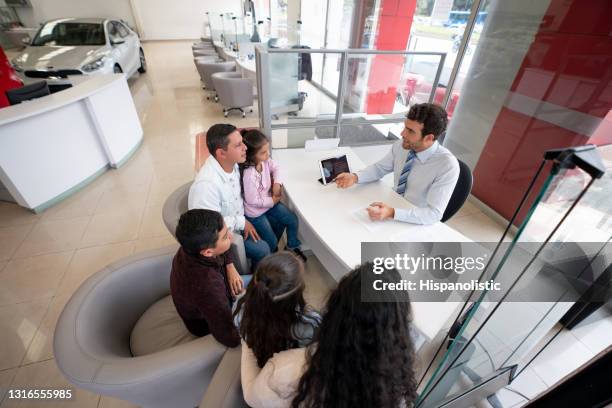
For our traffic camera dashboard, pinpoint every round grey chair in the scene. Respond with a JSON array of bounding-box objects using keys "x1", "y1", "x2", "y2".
[
  {"x1": 161, "y1": 181, "x2": 250, "y2": 275},
  {"x1": 193, "y1": 48, "x2": 218, "y2": 58},
  {"x1": 199, "y1": 61, "x2": 236, "y2": 102},
  {"x1": 193, "y1": 46, "x2": 215, "y2": 53},
  {"x1": 211, "y1": 71, "x2": 254, "y2": 118},
  {"x1": 199, "y1": 347, "x2": 248, "y2": 408},
  {"x1": 162, "y1": 181, "x2": 191, "y2": 238},
  {"x1": 194, "y1": 57, "x2": 221, "y2": 89},
  {"x1": 54, "y1": 246, "x2": 228, "y2": 408},
  {"x1": 193, "y1": 41, "x2": 214, "y2": 49}
]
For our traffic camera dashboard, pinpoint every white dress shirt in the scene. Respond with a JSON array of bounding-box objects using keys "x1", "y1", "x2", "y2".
[
  {"x1": 188, "y1": 156, "x2": 246, "y2": 232},
  {"x1": 356, "y1": 140, "x2": 459, "y2": 225}
]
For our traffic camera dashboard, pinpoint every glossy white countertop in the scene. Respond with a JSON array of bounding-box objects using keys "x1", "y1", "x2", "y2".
[
  {"x1": 274, "y1": 147, "x2": 470, "y2": 340},
  {"x1": 0, "y1": 74, "x2": 125, "y2": 126},
  {"x1": 274, "y1": 147, "x2": 471, "y2": 270}
]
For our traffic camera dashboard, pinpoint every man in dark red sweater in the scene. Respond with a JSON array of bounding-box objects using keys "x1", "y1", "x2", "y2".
[{"x1": 171, "y1": 209, "x2": 245, "y2": 347}]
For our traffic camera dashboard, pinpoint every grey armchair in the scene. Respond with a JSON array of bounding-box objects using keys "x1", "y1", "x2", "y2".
[
  {"x1": 161, "y1": 181, "x2": 250, "y2": 275},
  {"x1": 54, "y1": 246, "x2": 228, "y2": 408},
  {"x1": 193, "y1": 48, "x2": 218, "y2": 58},
  {"x1": 199, "y1": 61, "x2": 236, "y2": 102},
  {"x1": 194, "y1": 57, "x2": 221, "y2": 89},
  {"x1": 193, "y1": 41, "x2": 214, "y2": 49},
  {"x1": 199, "y1": 347, "x2": 248, "y2": 408},
  {"x1": 211, "y1": 71, "x2": 254, "y2": 118}
]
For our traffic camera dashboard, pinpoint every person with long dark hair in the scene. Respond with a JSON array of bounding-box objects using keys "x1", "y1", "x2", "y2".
[
  {"x1": 239, "y1": 129, "x2": 307, "y2": 262},
  {"x1": 234, "y1": 251, "x2": 320, "y2": 407},
  {"x1": 292, "y1": 263, "x2": 418, "y2": 408}
]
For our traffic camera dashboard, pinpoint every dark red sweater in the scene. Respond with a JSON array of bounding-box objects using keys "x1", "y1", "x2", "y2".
[{"x1": 170, "y1": 248, "x2": 240, "y2": 347}]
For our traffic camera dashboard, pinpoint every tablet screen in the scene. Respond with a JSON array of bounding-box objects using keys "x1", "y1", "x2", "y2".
[{"x1": 320, "y1": 155, "x2": 350, "y2": 184}]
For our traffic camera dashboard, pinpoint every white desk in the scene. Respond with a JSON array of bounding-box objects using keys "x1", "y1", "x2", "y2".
[
  {"x1": 0, "y1": 74, "x2": 142, "y2": 213},
  {"x1": 214, "y1": 43, "x2": 258, "y2": 95},
  {"x1": 274, "y1": 147, "x2": 471, "y2": 342}
]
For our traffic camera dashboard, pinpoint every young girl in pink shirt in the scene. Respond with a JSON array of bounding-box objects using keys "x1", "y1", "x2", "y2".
[{"x1": 239, "y1": 129, "x2": 306, "y2": 262}]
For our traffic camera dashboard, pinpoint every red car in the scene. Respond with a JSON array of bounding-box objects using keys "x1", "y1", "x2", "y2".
[{"x1": 0, "y1": 47, "x2": 24, "y2": 108}]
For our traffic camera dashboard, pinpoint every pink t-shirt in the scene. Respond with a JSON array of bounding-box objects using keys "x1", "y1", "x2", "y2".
[{"x1": 242, "y1": 158, "x2": 283, "y2": 218}]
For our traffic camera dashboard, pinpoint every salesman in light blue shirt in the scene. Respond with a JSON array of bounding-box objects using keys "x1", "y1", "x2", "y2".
[{"x1": 335, "y1": 103, "x2": 459, "y2": 225}]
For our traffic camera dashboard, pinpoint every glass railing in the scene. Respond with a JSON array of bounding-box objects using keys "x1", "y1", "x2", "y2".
[
  {"x1": 208, "y1": 13, "x2": 224, "y2": 43},
  {"x1": 416, "y1": 145, "x2": 610, "y2": 407}
]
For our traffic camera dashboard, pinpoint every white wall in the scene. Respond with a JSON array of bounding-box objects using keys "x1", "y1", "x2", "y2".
[
  {"x1": 131, "y1": 0, "x2": 242, "y2": 40},
  {"x1": 14, "y1": 0, "x2": 136, "y2": 30},
  {"x1": 12, "y1": 0, "x2": 242, "y2": 40}
]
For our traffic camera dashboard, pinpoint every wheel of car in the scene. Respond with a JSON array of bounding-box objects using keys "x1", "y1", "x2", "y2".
[
  {"x1": 138, "y1": 49, "x2": 147, "y2": 73},
  {"x1": 113, "y1": 64, "x2": 123, "y2": 74}
]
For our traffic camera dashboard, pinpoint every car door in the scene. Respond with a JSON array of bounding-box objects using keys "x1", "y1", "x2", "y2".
[
  {"x1": 115, "y1": 21, "x2": 139, "y2": 74},
  {"x1": 107, "y1": 21, "x2": 129, "y2": 73}
]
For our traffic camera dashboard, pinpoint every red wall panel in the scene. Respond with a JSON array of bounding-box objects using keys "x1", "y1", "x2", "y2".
[
  {"x1": 364, "y1": 0, "x2": 416, "y2": 114},
  {"x1": 472, "y1": 0, "x2": 612, "y2": 224}
]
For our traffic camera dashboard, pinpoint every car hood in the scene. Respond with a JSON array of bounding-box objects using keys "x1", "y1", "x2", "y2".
[{"x1": 14, "y1": 45, "x2": 109, "y2": 70}]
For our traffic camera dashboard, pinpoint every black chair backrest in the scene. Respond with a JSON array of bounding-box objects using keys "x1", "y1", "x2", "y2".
[
  {"x1": 6, "y1": 81, "x2": 50, "y2": 105},
  {"x1": 441, "y1": 159, "x2": 473, "y2": 223}
]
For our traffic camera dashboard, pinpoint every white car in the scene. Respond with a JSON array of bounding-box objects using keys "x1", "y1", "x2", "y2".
[{"x1": 10, "y1": 17, "x2": 146, "y2": 91}]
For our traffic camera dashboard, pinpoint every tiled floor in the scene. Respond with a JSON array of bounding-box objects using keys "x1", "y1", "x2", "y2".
[{"x1": 0, "y1": 41, "x2": 609, "y2": 408}]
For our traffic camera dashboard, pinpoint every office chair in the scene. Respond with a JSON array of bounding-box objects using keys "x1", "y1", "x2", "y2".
[
  {"x1": 6, "y1": 81, "x2": 50, "y2": 105},
  {"x1": 211, "y1": 71, "x2": 254, "y2": 118},
  {"x1": 441, "y1": 159, "x2": 473, "y2": 222},
  {"x1": 199, "y1": 61, "x2": 236, "y2": 102}
]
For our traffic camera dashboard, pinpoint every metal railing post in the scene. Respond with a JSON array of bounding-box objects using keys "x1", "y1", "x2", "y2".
[
  {"x1": 255, "y1": 45, "x2": 272, "y2": 140},
  {"x1": 334, "y1": 51, "x2": 349, "y2": 139},
  {"x1": 441, "y1": 0, "x2": 483, "y2": 109}
]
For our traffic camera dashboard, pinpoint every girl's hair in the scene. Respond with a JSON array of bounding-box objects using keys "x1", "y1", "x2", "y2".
[
  {"x1": 239, "y1": 129, "x2": 270, "y2": 198},
  {"x1": 291, "y1": 264, "x2": 418, "y2": 408},
  {"x1": 234, "y1": 251, "x2": 316, "y2": 368}
]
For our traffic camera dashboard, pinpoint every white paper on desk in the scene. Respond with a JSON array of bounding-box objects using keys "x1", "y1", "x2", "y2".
[{"x1": 351, "y1": 207, "x2": 387, "y2": 233}]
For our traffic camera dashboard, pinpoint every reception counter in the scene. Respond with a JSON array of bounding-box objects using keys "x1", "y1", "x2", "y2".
[{"x1": 0, "y1": 74, "x2": 143, "y2": 213}]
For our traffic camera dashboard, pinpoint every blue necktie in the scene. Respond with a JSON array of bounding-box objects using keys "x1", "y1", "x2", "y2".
[{"x1": 396, "y1": 150, "x2": 416, "y2": 196}]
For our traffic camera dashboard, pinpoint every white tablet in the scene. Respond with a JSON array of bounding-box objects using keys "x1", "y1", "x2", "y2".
[{"x1": 318, "y1": 154, "x2": 350, "y2": 185}]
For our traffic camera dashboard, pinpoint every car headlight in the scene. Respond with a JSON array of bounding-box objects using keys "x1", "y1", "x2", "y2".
[
  {"x1": 10, "y1": 59, "x2": 23, "y2": 72},
  {"x1": 82, "y1": 56, "x2": 108, "y2": 72}
]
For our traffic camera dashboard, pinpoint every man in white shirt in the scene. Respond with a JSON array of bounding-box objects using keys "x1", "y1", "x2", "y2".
[
  {"x1": 188, "y1": 124, "x2": 271, "y2": 272},
  {"x1": 335, "y1": 103, "x2": 459, "y2": 225}
]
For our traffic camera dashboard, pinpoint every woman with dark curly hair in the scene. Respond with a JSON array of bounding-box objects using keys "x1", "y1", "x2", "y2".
[
  {"x1": 234, "y1": 251, "x2": 320, "y2": 407},
  {"x1": 291, "y1": 263, "x2": 418, "y2": 408}
]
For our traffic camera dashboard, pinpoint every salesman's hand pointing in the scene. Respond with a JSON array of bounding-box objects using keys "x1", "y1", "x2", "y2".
[
  {"x1": 367, "y1": 202, "x2": 395, "y2": 221},
  {"x1": 335, "y1": 172, "x2": 358, "y2": 188}
]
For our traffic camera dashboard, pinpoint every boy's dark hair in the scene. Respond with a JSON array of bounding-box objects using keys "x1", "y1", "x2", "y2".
[
  {"x1": 175, "y1": 209, "x2": 224, "y2": 255},
  {"x1": 206, "y1": 124, "x2": 237, "y2": 159},
  {"x1": 406, "y1": 103, "x2": 448, "y2": 140}
]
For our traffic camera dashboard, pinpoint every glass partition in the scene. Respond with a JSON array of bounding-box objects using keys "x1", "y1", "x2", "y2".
[
  {"x1": 299, "y1": 0, "x2": 326, "y2": 83},
  {"x1": 416, "y1": 145, "x2": 610, "y2": 408},
  {"x1": 209, "y1": 13, "x2": 224, "y2": 43},
  {"x1": 222, "y1": 13, "x2": 235, "y2": 49},
  {"x1": 256, "y1": 47, "x2": 446, "y2": 149},
  {"x1": 342, "y1": 52, "x2": 445, "y2": 120},
  {"x1": 266, "y1": 50, "x2": 341, "y2": 127}
]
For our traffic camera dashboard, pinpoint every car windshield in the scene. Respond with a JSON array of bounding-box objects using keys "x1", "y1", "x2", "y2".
[{"x1": 32, "y1": 21, "x2": 105, "y2": 46}]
